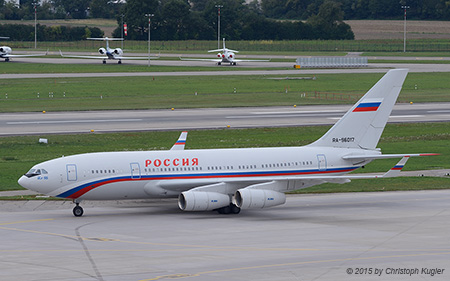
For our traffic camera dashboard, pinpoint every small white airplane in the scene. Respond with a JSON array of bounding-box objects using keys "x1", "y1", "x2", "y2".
[
  {"x1": 180, "y1": 38, "x2": 269, "y2": 65},
  {"x1": 18, "y1": 69, "x2": 437, "y2": 217},
  {"x1": 59, "y1": 37, "x2": 158, "y2": 64},
  {"x1": 1, "y1": 37, "x2": 47, "y2": 62}
]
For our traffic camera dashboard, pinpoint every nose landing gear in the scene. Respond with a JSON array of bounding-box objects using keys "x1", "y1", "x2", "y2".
[{"x1": 72, "y1": 199, "x2": 84, "y2": 217}]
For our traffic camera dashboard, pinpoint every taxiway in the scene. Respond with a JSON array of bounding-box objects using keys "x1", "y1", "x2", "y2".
[
  {"x1": 0, "y1": 190, "x2": 449, "y2": 281},
  {"x1": 1, "y1": 103, "x2": 449, "y2": 136}
]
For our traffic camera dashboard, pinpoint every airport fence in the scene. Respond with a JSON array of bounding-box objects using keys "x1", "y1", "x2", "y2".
[
  {"x1": 296, "y1": 57, "x2": 368, "y2": 68},
  {"x1": 8, "y1": 39, "x2": 450, "y2": 52}
]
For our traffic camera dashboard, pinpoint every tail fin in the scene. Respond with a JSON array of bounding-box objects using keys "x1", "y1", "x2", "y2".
[{"x1": 309, "y1": 69, "x2": 408, "y2": 150}]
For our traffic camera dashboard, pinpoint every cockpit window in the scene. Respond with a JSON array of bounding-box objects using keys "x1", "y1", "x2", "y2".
[{"x1": 25, "y1": 168, "x2": 47, "y2": 178}]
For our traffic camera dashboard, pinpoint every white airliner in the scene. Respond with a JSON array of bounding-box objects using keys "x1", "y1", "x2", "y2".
[
  {"x1": 1, "y1": 37, "x2": 47, "y2": 62},
  {"x1": 180, "y1": 38, "x2": 269, "y2": 65},
  {"x1": 60, "y1": 37, "x2": 158, "y2": 64},
  {"x1": 18, "y1": 69, "x2": 437, "y2": 216}
]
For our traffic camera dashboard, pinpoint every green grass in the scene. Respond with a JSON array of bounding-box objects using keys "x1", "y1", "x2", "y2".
[
  {"x1": 1, "y1": 123, "x2": 448, "y2": 192},
  {"x1": 7, "y1": 39, "x2": 450, "y2": 53},
  {"x1": 1, "y1": 72, "x2": 449, "y2": 112},
  {"x1": 370, "y1": 59, "x2": 450, "y2": 64},
  {"x1": 0, "y1": 62, "x2": 238, "y2": 74},
  {"x1": 364, "y1": 51, "x2": 450, "y2": 57}
]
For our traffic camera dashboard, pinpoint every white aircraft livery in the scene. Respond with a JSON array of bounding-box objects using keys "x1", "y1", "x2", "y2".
[
  {"x1": 18, "y1": 69, "x2": 437, "y2": 216},
  {"x1": 180, "y1": 38, "x2": 269, "y2": 65},
  {"x1": 1, "y1": 37, "x2": 47, "y2": 62},
  {"x1": 60, "y1": 37, "x2": 158, "y2": 64}
]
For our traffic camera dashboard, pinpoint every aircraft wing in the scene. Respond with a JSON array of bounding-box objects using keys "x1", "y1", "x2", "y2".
[
  {"x1": 114, "y1": 55, "x2": 160, "y2": 60},
  {"x1": 231, "y1": 59, "x2": 270, "y2": 62},
  {"x1": 179, "y1": 57, "x2": 222, "y2": 62},
  {"x1": 60, "y1": 50, "x2": 158, "y2": 60},
  {"x1": 3, "y1": 53, "x2": 47, "y2": 58},
  {"x1": 160, "y1": 156, "x2": 420, "y2": 194},
  {"x1": 59, "y1": 50, "x2": 108, "y2": 59}
]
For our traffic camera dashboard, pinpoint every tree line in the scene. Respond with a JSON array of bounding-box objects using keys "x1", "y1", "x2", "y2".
[
  {"x1": 0, "y1": 24, "x2": 103, "y2": 41},
  {"x1": 261, "y1": 0, "x2": 450, "y2": 20},
  {"x1": 113, "y1": 0, "x2": 353, "y2": 40},
  {"x1": 0, "y1": 0, "x2": 355, "y2": 41}
]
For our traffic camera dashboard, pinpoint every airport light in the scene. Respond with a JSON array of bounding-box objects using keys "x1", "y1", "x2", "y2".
[
  {"x1": 402, "y1": 5, "x2": 410, "y2": 53},
  {"x1": 215, "y1": 5, "x2": 223, "y2": 49},
  {"x1": 145, "y1": 13, "x2": 154, "y2": 67},
  {"x1": 32, "y1": 1, "x2": 37, "y2": 49},
  {"x1": 121, "y1": 14, "x2": 124, "y2": 50}
]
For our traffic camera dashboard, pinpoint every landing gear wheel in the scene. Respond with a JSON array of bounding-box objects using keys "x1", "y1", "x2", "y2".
[
  {"x1": 217, "y1": 62, "x2": 221, "y2": 66},
  {"x1": 118, "y1": 60, "x2": 122, "y2": 64},
  {"x1": 102, "y1": 60, "x2": 106, "y2": 64},
  {"x1": 73, "y1": 205, "x2": 84, "y2": 217},
  {"x1": 5, "y1": 58, "x2": 10, "y2": 62},
  {"x1": 232, "y1": 62, "x2": 237, "y2": 66}
]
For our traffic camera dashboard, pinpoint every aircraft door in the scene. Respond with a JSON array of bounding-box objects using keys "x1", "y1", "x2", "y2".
[
  {"x1": 317, "y1": 154, "x2": 327, "y2": 171},
  {"x1": 130, "y1": 163, "x2": 141, "y2": 179},
  {"x1": 66, "y1": 164, "x2": 77, "y2": 181}
]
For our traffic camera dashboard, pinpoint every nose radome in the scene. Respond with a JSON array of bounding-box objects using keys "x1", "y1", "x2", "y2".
[{"x1": 18, "y1": 176, "x2": 31, "y2": 190}]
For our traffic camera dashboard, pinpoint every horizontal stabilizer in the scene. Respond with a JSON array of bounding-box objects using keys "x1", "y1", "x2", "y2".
[
  {"x1": 87, "y1": 37, "x2": 123, "y2": 41},
  {"x1": 342, "y1": 153, "x2": 439, "y2": 160}
]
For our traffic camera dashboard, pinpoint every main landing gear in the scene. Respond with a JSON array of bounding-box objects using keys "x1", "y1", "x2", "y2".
[
  {"x1": 216, "y1": 203, "x2": 240, "y2": 214},
  {"x1": 102, "y1": 59, "x2": 106, "y2": 64},
  {"x1": 73, "y1": 199, "x2": 84, "y2": 217}
]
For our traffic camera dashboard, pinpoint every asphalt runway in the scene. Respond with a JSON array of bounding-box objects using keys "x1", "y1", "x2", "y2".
[
  {"x1": 0, "y1": 190, "x2": 449, "y2": 281},
  {"x1": 1, "y1": 103, "x2": 449, "y2": 136}
]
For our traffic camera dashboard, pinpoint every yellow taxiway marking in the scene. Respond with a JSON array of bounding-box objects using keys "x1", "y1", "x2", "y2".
[{"x1": 0, "y1": 218, "x2": 54, "y2": 226}]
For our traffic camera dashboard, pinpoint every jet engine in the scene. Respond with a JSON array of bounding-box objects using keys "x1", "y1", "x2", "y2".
[
  {"x1": 98, "y1": 47, "x2": 106, "y2": 55},
  {"x1": 235, "y1": 189, "x2": 286, "y2": 209},
  {"x1": 0, "y1": 46, "x2": 11, "y2": 54},
  {"x1": 217, "y1": 53, "x2": 222, "y2": 58},
  {"x1": 112, "y1": 48, "x2": 123, "y2": 56},
  {"x1": 178, "y1": 191, "x2": 230, "y2": 211}
]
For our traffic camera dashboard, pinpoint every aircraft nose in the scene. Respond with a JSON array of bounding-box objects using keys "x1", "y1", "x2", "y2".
[{"x1": 18, "y1": 175, "x2": 31, "y2": 190}]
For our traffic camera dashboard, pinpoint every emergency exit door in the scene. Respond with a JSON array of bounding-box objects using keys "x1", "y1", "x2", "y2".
[{"x1": 66, "y1": 164, "x2": 77, "y2": 181}]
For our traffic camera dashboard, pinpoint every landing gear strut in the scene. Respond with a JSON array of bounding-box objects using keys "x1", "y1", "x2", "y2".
[
  {"x1": 102, "y1": 59, "x2": 106, "y2": 64},
  {"x1": 73, "y1": 200, "x2": 84, "y2": 217},
  {"x1": 217, "y1": 203, "x2": 240, "y2": 214}
]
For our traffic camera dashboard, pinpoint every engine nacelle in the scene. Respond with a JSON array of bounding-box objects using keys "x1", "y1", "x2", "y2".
[
  {"x1": 235, "y1": 189, "x2": 286, "y2": 209},
  {"x1": 113, "y1": 48, "x2": 123, "y2": 55},
  {"x1": 98, "y1": 48, "x2": 106, "y2": 55},
  {"x1": 0, "y1": 46, "x2": 11, "y2": 54},
  {"x1": 178, "y1": 191, "x2": 230, "y2": 211},
  {"x1": 217, "y1": 53, "x2": 222, "y2": 58}
]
